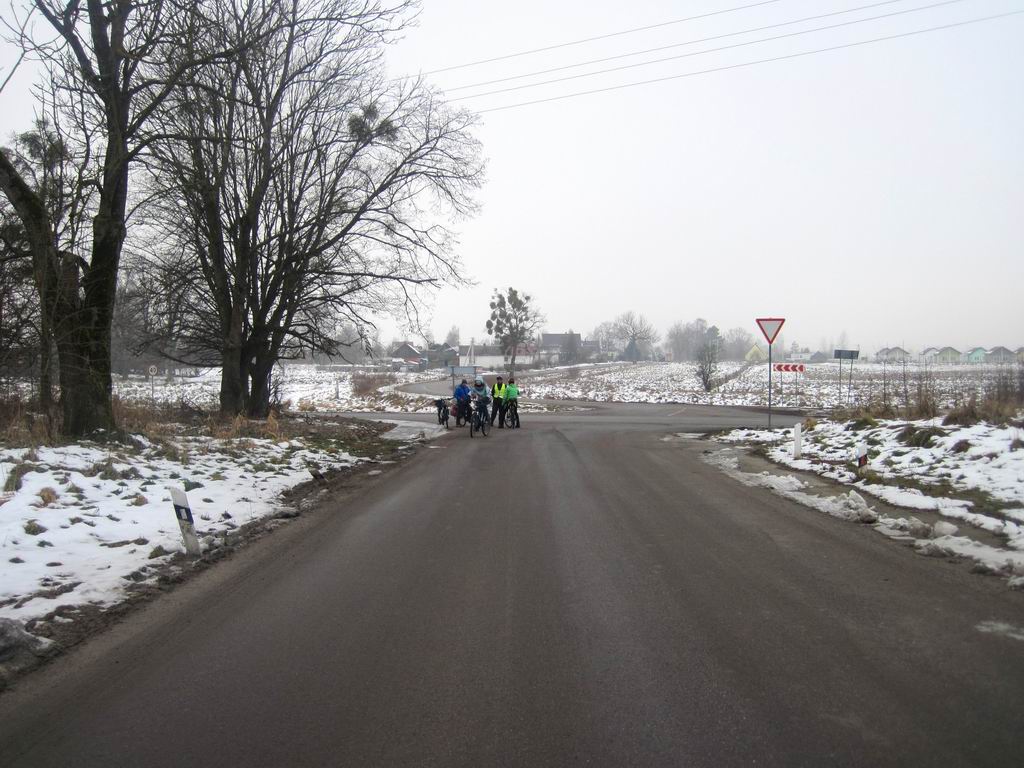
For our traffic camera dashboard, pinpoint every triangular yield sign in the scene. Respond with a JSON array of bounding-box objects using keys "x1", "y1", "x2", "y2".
[{"x1": 756, "y1": 317, "x2": 785, "y2": 345}]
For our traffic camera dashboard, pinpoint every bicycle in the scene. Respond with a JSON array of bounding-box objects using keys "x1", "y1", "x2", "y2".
[
  {"x1": 504, "y1": 398, "x2": 520, "y2": 428},
  {"x1": 455, "y1": 398, "x2": 471, "y2": 427},
  {"x1": 435, "y1": 398, "x2": 450, "y2": 429},
  {"x1": 469, "y1": 398, "x2": 489, "y2": 437}
]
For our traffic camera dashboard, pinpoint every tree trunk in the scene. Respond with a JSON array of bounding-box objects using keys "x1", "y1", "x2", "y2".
[
  {"x1": 246, "y1": 354, "x2": 275, "y2": 419},
  {"x1": 219, "y1": 348, "x2": 245, "y2": 415},
  {"x1": 219, "y1": 301, "x2": 247, "y2": 414},
  {"x1": 36, "y1": 288, "x2": 54, "y2": 428}
]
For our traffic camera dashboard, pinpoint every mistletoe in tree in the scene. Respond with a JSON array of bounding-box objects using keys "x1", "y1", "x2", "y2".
[{"x1": 486, "y1": 287, "x2": 544, "y2": 375}]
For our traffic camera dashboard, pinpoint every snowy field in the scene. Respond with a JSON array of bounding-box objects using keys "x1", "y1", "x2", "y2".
[
  {"x1": 108, "y1": 366, "x2": 439, "y2": 413},
  {"x1": 0, "y1": 431, "x2": 374, "y2": 623},
  {"x1": 525, "y1": 361, "x2": 1021, "y2": 409},
  {"x1": 715, "y1": 417, "x2": 1024, "y2": 586}
]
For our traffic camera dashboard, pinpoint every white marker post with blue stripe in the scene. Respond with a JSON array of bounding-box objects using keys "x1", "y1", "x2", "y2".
[{"x1": 169, "y1": 487, "x2": 202, "y2": 556}]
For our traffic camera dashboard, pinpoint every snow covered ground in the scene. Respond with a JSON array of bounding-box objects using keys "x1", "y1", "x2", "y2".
[
  {"x1": 110, "y1": 366, "x2": 439, "y2": 413},
  {"x1": 713, "y1": 416, "x2": 1024, "y2": 586},
  {"x1": 0, "y1": 422, "x2": 420, "y2": 625},
  {"x1": 525, "y1": 361, "x2": 1020, "y2": 409}
]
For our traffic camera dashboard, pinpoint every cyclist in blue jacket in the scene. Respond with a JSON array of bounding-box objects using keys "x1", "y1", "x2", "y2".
[
  {"x1": 470, "y1": 376, "x2": 491, "y2": 424},
  {"x1": 453, "y1": 379, "x2": 472, "y2": 426}
]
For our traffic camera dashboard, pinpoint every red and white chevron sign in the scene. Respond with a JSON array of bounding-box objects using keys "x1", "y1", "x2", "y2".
[{"x1": 773, "y1": 363, "x2": 805, "y2": 373}]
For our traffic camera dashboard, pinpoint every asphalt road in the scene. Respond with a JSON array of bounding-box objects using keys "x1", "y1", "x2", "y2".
[{"x1": 2, "y1": 403, "x2": 1023, "y2": 767}]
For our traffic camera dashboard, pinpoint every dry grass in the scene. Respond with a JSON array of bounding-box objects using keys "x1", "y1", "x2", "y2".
[
  {"x1": 897, "y1": 424, "x2": 947, "y2": 449},
  {"x1": 907, "y1": 376, "x2": 939, "y2": 420},
  {"x1": 3, "y1": 461, "x2": 38, "y2": 492},
  {"x1": 37, "y1": 487, "x2": 59, "y2": 506},
  {"x1": 351, "y1": 372, "x2": 395, "y2": 397},
  {"x1": 23, "y1": 519, "x2": 47, "y2": 536},
  {"x1": 941, "y1": 369, "x2": 1022, "y2": 427},
  {"x1": 111, "y1": 396, "x2": 195, "y2": 438},
  {"x1": 0, "y1": 395, "x2": 54, "y2": 446}
]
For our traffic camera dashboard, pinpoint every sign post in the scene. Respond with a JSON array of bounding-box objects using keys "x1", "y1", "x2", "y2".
[
  {"x1": 448, "y1": 365, "x2": 478, "y2": 393},
  {"x1": 756, "y1": 318, "x2": 785, "y2": 428},
  {"x1": 148, "y1": 364, "x2": 158, "y2": 402},
  {"x1": 833, "y1": 349, "x2": 859, "y2": 407}
]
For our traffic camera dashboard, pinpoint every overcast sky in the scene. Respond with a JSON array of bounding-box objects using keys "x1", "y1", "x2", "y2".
[
  {"x1": 2, "y1": 0, "x2": 1022, "y2": 353},
  {"x1": 383, "y1": 0, "x2": 1024, "y2": 352}
]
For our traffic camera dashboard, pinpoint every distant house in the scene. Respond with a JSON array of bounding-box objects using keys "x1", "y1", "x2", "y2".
[
  {"x1": 390, "y1": 342, "x2": 421, "y2": 362},
  {"x1": 877, "y1": 347, "x2": 910, "y2": 363},
  {"x1": 581, "y1": 338, "x2": 612, "y2": 362},
  {"x1": 965, "y1": 347, "x2": 987, "y2": 364},
  {"x1": 935, "y1": 347, "x2": 961, "y2": 365},
  {"x1": 745, "y1": 344, "x2": 768, "y2": 363},
  {"x1": 986, "y1": 346, "x2": 1015, "y2": 364},
  {"x1": 425, "y1": 344, "x2": 459, "y2": 369},
  {"x1": 539, "y1": 332, "x2": 583, "y2": 366},
  {"x1": 920, "y1": 347, "x2": 939, "y2": 363},
  {"x1": 809, "y1": 351, "x2": 830, "y2": 364},
  {"x1": 1017, "y1": 347, "x2": 1024, "y2": 363},
  {"x1": 460, "y1": 344, "x2": 505, "y2": 370}
]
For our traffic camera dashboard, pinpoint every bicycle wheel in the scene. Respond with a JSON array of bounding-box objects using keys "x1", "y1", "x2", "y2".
[
  {"x1": 470, "y1": 412, "x2": 477, "y2": 437},
  {"x1": 480, "y1": 411, "x2": 489, "y2": 436},
  {"x1": 443, "y1": 409, "x2": 450, "y2": 429}
]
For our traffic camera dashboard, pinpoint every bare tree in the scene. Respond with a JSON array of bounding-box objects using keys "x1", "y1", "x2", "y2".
[
  {"x1": 615, "y1": 311, "x2": 659, "y2": 363},
  {"x1": 143, "y1": 0, "x2": 482, "y2": 417},
  {"x1": 723, "y1": 327, "x2": 754, "y2": 361},
  {"x1": 486, "y1": 287, "x2": 543, "y2": 376},
  {"x1": 590, "y1": 320, "x2": 623, "y2": 359},
  {"x1": 0, "y1": 206, "x2": 37, "y2": 380},
  {"x1": 666, "y1": 318, "x2": 712, "y2": 361},
  {"x1": 0, "y1": 0, "x2": 259, "y2": 434},
  {"x1": 696, "y1": 339, "x2": 720, "y2": 391},
  {"x1": 444, "y1": 325, "x2": 460, "y2": 347},
  {"x1": 561, "y1": 329, "x2": 580, "y2": 365}
]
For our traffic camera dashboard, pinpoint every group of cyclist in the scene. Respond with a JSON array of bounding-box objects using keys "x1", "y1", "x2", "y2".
[{"x1": 449, "y1": 374, "x2": 520, "y2": 430}]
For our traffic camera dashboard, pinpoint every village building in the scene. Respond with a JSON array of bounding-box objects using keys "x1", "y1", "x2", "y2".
[
  {"x1": 966, "y1": 347, "x2": 988, "y2": 364},
  {"x1": 876, "y1": 347, "x2": 910, "y2": 363},
  {"x1": 425, "y1": 344, "x2": 460, "y2": 369},
  {"x1": 986, "y1": 346, "x2": 1016, "y2": 364},
  {"x1": 538, "y1": 332, "x2": 583, "y2": 366}
]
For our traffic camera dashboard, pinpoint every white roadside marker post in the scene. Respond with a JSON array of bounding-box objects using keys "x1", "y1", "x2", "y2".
[
  {"x1": 855, "y1": 443, "x2": 868, "y2": 475},
  {"x1": 793, "y1": 423, "x2": 802, "y2": 459},
  {"x1": 169, "y1": 487, "x2": 202, "y2": 557}
]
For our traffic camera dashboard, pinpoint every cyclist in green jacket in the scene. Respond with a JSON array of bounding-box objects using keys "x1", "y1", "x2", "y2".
[{"x1": 504, "y1": 378, "x2": 520, "y2": 428}]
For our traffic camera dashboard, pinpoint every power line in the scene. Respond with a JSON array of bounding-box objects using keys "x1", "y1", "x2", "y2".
[
  {"x1": 454, "y1": 0, "x2": 973, "y2": 101},
  {"x1": 473, "y1": 10, "x2": 1022, "y2": 114},
  {"x1": 445, "y1": 0, "x2": 925, "y2": 92},
  {"x1": 420, "y1": 0, "x2": 791, "y2": 76}
]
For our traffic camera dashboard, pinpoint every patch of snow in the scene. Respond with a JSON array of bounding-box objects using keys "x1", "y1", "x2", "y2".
[
  {"x1": 704, "y1": 447, "x2": 1024, "y2": 586},
  {"x1": 1, "y1": 434, "x2": 364, "y2": 623},
  {"x1": 976, "y1": 621, "x2": 1024, "y2": 642},
  {"x1": 720, "y1": 417, "x2": 1024, "y2": 536}
]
